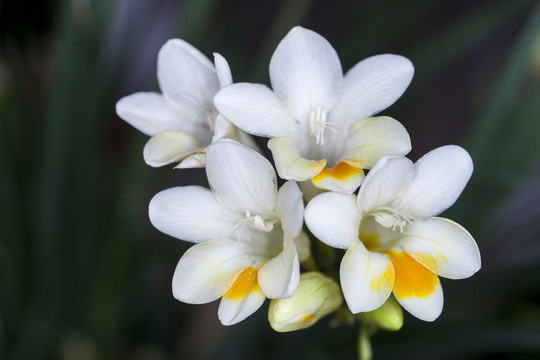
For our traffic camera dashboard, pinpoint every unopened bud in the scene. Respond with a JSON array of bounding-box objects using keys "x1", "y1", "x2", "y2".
[
  {"x1": 268, "y1": 272, "x2": 342, "y2": 332},
  {"x1": 363, "y1": 296, "x2": 403, "y2": 331}
]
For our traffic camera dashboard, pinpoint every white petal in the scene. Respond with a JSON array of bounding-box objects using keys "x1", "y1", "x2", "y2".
[
  {"x1": 213, "y1": 53, "x2": 233, "y2": 87},
  {"x1": 149, "y1": 186, "x2": 239, "y2": 243},
  {"x1": 157, "y1": 38, "x2": 219, "y2": 109},
  {"x1": 175, "y1": 152, "x2": 206, "y2": 169},
  {"x1": 356, "y1": 156, "x2": 414, "y2": 214},
  {"x1": 394, "y1": 283, "x2": 443, "y2": 322},
  {"x1": 387, "y1": 250, "x2": 443, "y2": 322},
  {"x1": 211, "y1": 115, "x2": 261, "y2": 154},
  {"x1": 399, "y1": 145, "x2": 474, "y2": 218},
  {"x1": 342, "y1": 116, "x2": 411, "y2": 168},
  {"x1": 214, "y1": 83, "x2": 297, "y2": 138},
  {"x1": 258, "y1": 237, "x2": 300, "y2": 299},
  {"x1": 218, "y1": 283, "x2": 266, "y2": 326},
  {"x1": 304, "y1": 192, "x2": 360, "y2": 249},
  {"x1": 332, "y1": 54, "x2": 414, "y2": 126},
  {"x1": 116, "y1": 92, "x2": 183, "y2": 136},
  {"x1": 172, "y1": 238, "x2": 252, "y2": 304},
  {"x1": 235, "y1": 129, "x2": 261, "y2": 154},
  {"x1": 212, "y1": 114, "x2": 234, "y2": 141},
  {"x1": 268, "y1": 137, "x2": 327, "y2": 181},
  {"x1": 206, "y1": 139, "x2": 277, "y2": 214},
  {"x1": 270, "y1": 26, "x2": 342, "y2": 122},
  {"x1": 276, "y1": 180, "x2": 304, "y2": 238},
  {"x1": 399, "y1": 218, "x2": 481, "y2": 279},
  {"x1": 143, "y1": 131, "x2": 200, "y2": 167},
  {"x1": 340, "y1": 241, "x2": 394, "y2": 313}
]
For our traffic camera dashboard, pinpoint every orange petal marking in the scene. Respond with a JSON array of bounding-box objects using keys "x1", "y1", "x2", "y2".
[
  {"x1": 300, "y1": 314, "x2": 316, "y2": 326},
  {"x1": 409, "y1": 252, "x2": 446, "y2": 273},
  {"x1": 312, "y1": 161, "x2": 364, "y2": 183},
  {"x1": 223, "y1": 266, "x2": 261, "y2": 300},
  {"x1": 386, "y1": 251, "x2": 439, "y2": 298},
  {"x1": 369, "y1": 262, "x2": 395, "y2": 291}
]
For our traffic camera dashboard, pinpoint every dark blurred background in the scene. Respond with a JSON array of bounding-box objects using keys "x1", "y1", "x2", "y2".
[{"x1": 1, "y1": 0, "x2": 540, "y2": 359}]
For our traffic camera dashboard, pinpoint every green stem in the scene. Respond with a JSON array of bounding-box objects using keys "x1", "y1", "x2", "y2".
[{"x1": 358, "y1": 322, "x2": 378, "y2": 360}]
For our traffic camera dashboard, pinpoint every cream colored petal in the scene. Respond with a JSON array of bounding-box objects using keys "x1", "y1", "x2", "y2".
[
  {"x1": 268, "y1": 137, "x2": 326, "y2": 181},
  {"x1": 342, "y1": 116, "x2": 411, "y2": 168},
  {"x1": 311, "y1": 160, "x2": 365, "y2": 193}
]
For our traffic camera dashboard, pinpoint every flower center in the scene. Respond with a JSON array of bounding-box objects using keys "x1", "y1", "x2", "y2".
[
  {"x1": 230, "y1": 211, "x2": 278, "y2": 241},
  {"x1": 372, "y1": 207, "x2": 415, "y2": 232},
  {"x1": 308, "y1": 106, "x2": 335, "y2": 146},
  {"x1": 244, "y1": 210, "x2": 276, "y2": 232}
]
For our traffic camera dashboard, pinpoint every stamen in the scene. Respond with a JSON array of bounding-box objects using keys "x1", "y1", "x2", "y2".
[
  {"x1": 309, "y1": 106, "x2": 334, "y2": 145},
  {"x1": 245, "y1": 210, "x2": 276, "y2": 232},
  {"x1": 373, "y1": 207, "x2": 415, "y2": 232},
  {"x1": 231, "y1": 211, "x2": 276, "y2": 239}
]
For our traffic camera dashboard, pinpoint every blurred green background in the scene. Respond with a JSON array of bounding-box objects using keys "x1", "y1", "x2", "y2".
[{"x1": 2, "y1": 0, "x2": 540, "y2": 359}]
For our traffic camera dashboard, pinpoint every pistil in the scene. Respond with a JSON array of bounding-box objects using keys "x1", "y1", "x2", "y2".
[{"x1": 309, "y1": 106, "x2": 335, "y2": 146}]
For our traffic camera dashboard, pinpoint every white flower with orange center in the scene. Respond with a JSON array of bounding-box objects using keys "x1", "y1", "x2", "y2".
[
  {"x1": 149, "y1": 139, "x2": 308, "y2": 325},
  {"x1": 304, "y1": 145, "x2": 481, "y2": 321},
  {"x1": 214, "y1": 26, "x2": 413, "y2": 193},
  {"x1": 116, "y1": 39, "x2": 256, "y2": 168}
]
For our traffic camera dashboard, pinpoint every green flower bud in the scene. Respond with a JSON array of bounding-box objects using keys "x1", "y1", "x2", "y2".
[
  {"x1": 268, "y1": 272, "x2": 342, "y2": 332},
  {"x1": 363, "y1": 296, "x2": 403, "y2": 331}
]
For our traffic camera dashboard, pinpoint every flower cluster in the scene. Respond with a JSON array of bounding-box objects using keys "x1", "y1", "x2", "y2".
[{"x1": 117, "y1": 26, "x2": 481, "y2": 334}]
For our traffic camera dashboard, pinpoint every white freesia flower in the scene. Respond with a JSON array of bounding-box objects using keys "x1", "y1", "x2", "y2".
[
  {"x1": 214, "y1": 26, "x2": 413, "y2": 193},
  {"x1": 305, "y1": 145, "x2": 481, "y2": 321},
  {"x1": 116, "y1": 39, "x2": 256, "y2": 168},
  {"x1": 149, "y1": 139, "x2": 309, "y2": 325}
]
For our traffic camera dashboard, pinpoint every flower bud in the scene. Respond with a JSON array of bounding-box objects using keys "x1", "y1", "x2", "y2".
[
  {"x1": 362, "y1": 296, "x2": 403, "y2": 331},
  {"x1": 268, "y1": 272, "x2": 342, "y2": 332}
]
